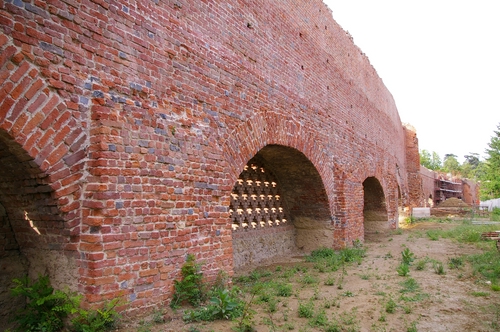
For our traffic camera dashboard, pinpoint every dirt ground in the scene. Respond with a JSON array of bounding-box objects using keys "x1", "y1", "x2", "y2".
[{"x1": 120, "y1": 221, "x2": 500, "y2": 332}]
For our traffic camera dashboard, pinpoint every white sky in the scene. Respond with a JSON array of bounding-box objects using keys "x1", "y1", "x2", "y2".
[{"x1": 323, "y1": 0, "x2": 500, "y2": 163}]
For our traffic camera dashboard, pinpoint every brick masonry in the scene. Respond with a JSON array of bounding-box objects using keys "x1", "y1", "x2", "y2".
[{"x1": 0, "y1": 0, "x2": 414, "y2": 317}]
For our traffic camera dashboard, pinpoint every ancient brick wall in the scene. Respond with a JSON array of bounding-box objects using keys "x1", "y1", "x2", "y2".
[
  {"x1": 420, "y1": 166, "x2": 436, "y2": 207},
  {"x1": 0, "y1": 0, "x2": 408, "y2": 316},
  {"x1": 462, "y1": 179, "x2": 479, "y2": 206},
  {"x1": 404, "y1": 124, "x2": 424, "y2": 209}
]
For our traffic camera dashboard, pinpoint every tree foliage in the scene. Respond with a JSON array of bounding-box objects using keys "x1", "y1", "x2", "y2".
[
  {"x1": 461, "y1": 153, "x2": 483, "y2": 179},
  {"x1": 443, "y1": 154, "x2": 460, "y2": 175},
  {"x1": 419, "y1": 150, "x2": 442, "y2": 170},
  {"x1": 481, "y1": 123, "x2": 500, "y2": 200}
]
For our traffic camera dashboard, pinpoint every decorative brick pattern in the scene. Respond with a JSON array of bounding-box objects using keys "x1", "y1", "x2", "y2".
[{"x1": 230, "y1": 158, "x2": 289, "y2": 231}]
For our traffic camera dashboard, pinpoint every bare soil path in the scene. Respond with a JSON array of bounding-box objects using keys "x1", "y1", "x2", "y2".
[{"x1": 120, "y1": 221, "x2": 500, "y2": 332}]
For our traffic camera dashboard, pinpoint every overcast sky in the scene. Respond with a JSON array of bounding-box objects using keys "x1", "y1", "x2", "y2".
[{"x1": 323, "y1": 0, "x2": 500, "y2": 163}]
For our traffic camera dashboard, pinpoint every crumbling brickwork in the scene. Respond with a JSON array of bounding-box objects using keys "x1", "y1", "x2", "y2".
[{"x1": 0, "y1": 0, "x2": 409, "y2": 317}]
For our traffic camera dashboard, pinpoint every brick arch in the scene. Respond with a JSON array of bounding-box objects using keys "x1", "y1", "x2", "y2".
[
  {"x1": 0, "y1": 129, "x2": 80, "y2": 326},
  {"x1": 0, "y1": 35, "x2": 88, "y2": 315},
  {"x1": 221, "y1": 111, "x2": 336, "y2": 267},
  {"x1": 0, "y1": 36, "x2": 88, "y2": 221},
  {"x1": 360, "y1": 172, "x2": 401, "y2": 237}
]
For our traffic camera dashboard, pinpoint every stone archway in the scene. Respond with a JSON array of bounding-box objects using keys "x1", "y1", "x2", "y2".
[
  {"x1": 0, "y1": 130, "x2": 78, "y2": 328},
  {"x1": 230, "y1": 145, "x2": 333, "y2": 270},
  {"x1": 363, "y1": 177, "x2": 388, "y2": 238}
]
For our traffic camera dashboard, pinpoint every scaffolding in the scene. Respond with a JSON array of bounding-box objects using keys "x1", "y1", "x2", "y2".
[{"x1": 434, "y1": 178, "x2": 463, "y2": 206}]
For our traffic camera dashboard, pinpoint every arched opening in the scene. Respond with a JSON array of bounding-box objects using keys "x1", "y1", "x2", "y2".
[
  {"x1": 230, "y1": 145, "x2": 332, "y2": 270},
  {"x1": 0, "y1": 130, "x2": 75, "y2": 327},
  {"x1": 363, "y1": 177, "x2": 388, "y2": 238}
]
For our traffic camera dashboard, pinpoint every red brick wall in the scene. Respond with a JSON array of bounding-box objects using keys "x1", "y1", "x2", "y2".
[
  {"x1": 404, "y1": 124, "x2": 424, "y2": 208},
  {"x1": 462, "y1": 179, "x2": 479, "y2": 206},
  {"x1": 0, "y1": 0, "x2": 408, "y2": 314},
  {"x1": 420, "y1": 166, "x2": 436, "y2": 207}
]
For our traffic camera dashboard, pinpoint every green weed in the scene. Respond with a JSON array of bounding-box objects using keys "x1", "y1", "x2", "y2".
[
  {"x1": 448, "y1": 257, "x2": 464, "y2": 269},
  {"x1": 10, "y1": 275, "x2": 121, "y2": 332},
  {"x1": 171, "y1": 254, "x2": 204, "y2": 308},
  {"x1": 433, "y1": 261, "x2": 446, "y2": 275},
  {"x1": 401, "y1": 248, "x2": 415, "y2": 265},
  {"x1": 426, "y1": 230, "x2": 440, "y2": 241},
  {"x1": 399, "y1": 278, "x2": 419, "y2": 293},
  {"x1": 385, "y1": 298, "x2": 397, "y2": 313},
  {"x1": 415, "y1": 257, "x2": 428, "y2": 270},
  {"x1": 397, "y1": 263, "x2": 410, "y2": 276},
  {"x1": 298, "y1": 301, "x2": 315, "y2": 318},
  {"x1": 324, "y1": 275, "x2": 335, "y2": 286},
  {"x1": 407, "y1": 320, "x2": 418, "y2": 332},
  {"x1": 309, "y1": 310, "x2": 329, "y2": 327}
]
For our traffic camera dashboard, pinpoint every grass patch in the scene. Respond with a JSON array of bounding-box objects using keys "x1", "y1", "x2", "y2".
[
  {"x1": 399, "y1": 278, "x2": 420, "y2": 293},
  {"x1": 492, "y1": 207, "x2": 500, "y2": 222},
  {"x1": 298, "y1": 301, "x2": 315, "y2": 318},
  {"x1": 415, "y1": 257, "x2": 429, "y2": 270},
  {"x1": 466, "y1": 250, "x2": 500, "y2": 284}
]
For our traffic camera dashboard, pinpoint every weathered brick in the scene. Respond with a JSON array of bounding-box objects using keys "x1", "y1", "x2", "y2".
[{"x1": 0, "y1": 0, "x2": 471, "y2": 322}]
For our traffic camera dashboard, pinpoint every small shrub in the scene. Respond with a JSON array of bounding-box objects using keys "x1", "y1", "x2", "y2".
[
  {"x1": 397, "y1": 263, "x2": 410, "y2": 276},
  {"x1": 275, "y1": 282, "x2": 293, "y2": 297},
  {"x1": 399, "y1": 278, "x2": 419, "y2": 293},
  {"x1": 171, "y1": 254, "x2": 204, "y2": 308},
  {"x1": 325, "y1": 322, "x2": 342, "y2": 332},
  {"x1": 385, "y1": 298, "x2": 397, "y2": 313},
  {"x1": 342, "y1": 291, "x2": 354, "y2": 297},
  {"x1": 301, "y1": 274, "x2": 318, "y2": 285},
  {"x1": 10, "y1": 275, "x2": 78, "y2": 332},
  {"x1": 298, "y1": 301, "x2": 314, "y2": 318},
  {"x1": 401, "y1": 248, "x2": 415, "y2": 265},
  {"x1": 10, "y1": 275, "x2": 121, "y2": 332},
  {"x1": 183, "y1": 288, "x2": 243, "y2": 322},
  {"x1": 324, "y1": 275, "x2": 335, "y2": 286},
  {"x1": 309, "y1": 310, "x2": 329, "y2": 327},
  {"x1": 71, "y1": 299, "x2": 121, "y2": 332},
  {"x1": 415, "y1": 258, "x2": 428, "y2": 270},
  {"x1": 208, "y1": 288, "x2": 243, "y2": 320}
]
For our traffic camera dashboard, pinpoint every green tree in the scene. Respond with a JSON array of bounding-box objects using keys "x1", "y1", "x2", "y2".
[
  {"x1": 443, "y1": 154, "x2": 460, "y2": 175},
  {"x1": 480, "y1": 123, "x2": 500, "y2": 200},
  {"x1": 461, "y1": 153, "x2": 483, "y2": 179},
  {"x1": 420, "y1": 150, "x2": 442, "y2": 170}
]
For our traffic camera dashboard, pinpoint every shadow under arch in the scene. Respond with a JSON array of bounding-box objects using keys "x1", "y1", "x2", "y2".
[
  {"x1": 230, "y1": 144, "x2": 333, "y2": 270},
  {"x1": 0, "y1": 130, "x2": 77, "y2": 328},
  {"x1": 363, "y1": 176, "x2": 389, "y2": 240}
]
